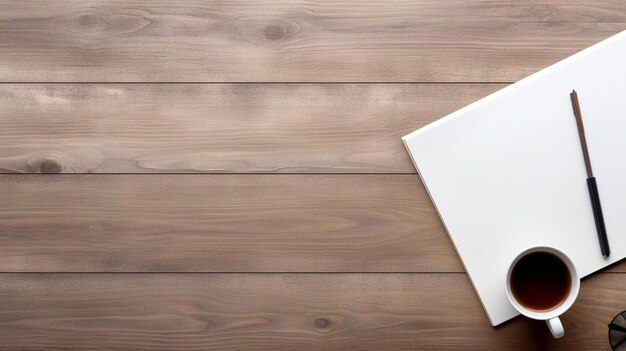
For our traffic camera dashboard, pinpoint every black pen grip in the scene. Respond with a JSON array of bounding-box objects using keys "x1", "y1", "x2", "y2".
[{"x1": 587, "y1": 177, "x2": 610, "y2": 257}]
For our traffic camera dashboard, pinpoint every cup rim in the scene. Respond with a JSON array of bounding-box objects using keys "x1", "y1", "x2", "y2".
[{"x1": 505, "y1": 246, "x2": 580, "y2": 320}]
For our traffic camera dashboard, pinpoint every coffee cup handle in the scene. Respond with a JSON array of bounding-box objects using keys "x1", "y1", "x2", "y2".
[{"x1": 546, "y1": 317, "x2": 564, "y2": 338}]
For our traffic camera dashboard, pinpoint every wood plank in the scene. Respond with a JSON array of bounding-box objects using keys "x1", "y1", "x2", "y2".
[
  {"x1": 0, "y1": 273, "x2": 622, "y2": 350},
  {"x1": 0, "y1": 83, "x2": 502, "y2": 174},
  {"x1": 0, "y1": 174, "x2": 463, "y2": 272},
  {"x1": 4, "y1": 174, "x2": 626, "y2": 273},
  {"x1": 0, "y1": 1, "x2": 624, "y2": 82}
]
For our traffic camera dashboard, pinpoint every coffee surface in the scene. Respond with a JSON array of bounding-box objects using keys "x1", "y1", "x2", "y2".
[{"x1": 510, "y1": 252, "x2": 571, "y2": 311}]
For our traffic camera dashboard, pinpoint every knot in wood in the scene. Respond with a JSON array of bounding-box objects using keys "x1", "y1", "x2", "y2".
[
  {"x1": 77, "y1": 14, "x2": 99, "y2": 28},
  {"x1": 314, "y1": 318, "x2": 331, "y2": 329},
  {"x1": 263, "y1": 24, "x2": 287, "y2": 40},
  {"x1": 40, "y1": 159, "x2": 62, "y2": 173}
]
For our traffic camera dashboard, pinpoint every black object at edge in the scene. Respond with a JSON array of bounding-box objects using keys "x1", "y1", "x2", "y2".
[{"x1": 609, "y1": 310, "x2": 626, "y2": 350}]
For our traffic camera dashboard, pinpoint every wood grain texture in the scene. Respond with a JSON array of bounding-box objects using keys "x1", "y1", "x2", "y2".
[
  {"x1": 0, "y1": 273, "x2": 622, "y2": 350},
  {"x1": 0, "y1": 1, "x2": 624, "y2": 82},
  {"x1": 0, "y1": 174, "x2": 462, "y2": 272},
  {"x1": 0, "y1": 83, "x2": 502, "y2": 173},
  {"x1": 5, "y1": 174, "x2": 624, "y2": 274},
  {"x1": 3, "y1": 1, "x2": 625, "y2": 349}
]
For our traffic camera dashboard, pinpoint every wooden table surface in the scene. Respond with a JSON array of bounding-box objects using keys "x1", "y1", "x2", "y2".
[{"x1": 1, "y1": 1, "x2": 625, "y2": 350}]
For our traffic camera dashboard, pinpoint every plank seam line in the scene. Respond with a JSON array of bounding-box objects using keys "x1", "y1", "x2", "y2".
[
  {"x1": 0, "y1": 173, "x2": 418, "y2": 176},
  {"x1": 0, "y1": 272, "x2": 624, "y2": 274},
  {"x1": 0, "y1": 272, "x2": 466, "y2": 274},
  {"x1": 0, "y1": 81, "x2": 514, "y2": 85}
]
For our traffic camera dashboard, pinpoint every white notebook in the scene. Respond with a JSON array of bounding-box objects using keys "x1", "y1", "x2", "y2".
[{"x1": 402, "y1": 30, "x2": 626, "y2": 326}]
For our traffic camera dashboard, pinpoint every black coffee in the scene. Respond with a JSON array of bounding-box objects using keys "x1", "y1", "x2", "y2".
[{"x1": 510, "y1": 252, "x2": 571, "y2": 311}]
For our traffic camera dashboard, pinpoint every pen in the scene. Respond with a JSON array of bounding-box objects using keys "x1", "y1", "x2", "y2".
[{"x1": 570, "y1": 90, "x2": 610, "y2": 257}]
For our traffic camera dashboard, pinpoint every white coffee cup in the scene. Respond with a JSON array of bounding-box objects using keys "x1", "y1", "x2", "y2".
[{"x1": 505, "y1": 246, "x2": 580, "y2": 338}]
